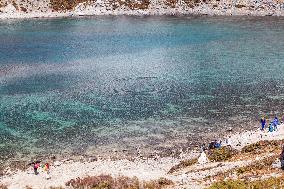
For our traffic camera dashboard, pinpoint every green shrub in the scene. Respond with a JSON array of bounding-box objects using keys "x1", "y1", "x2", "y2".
[{"x1": 208, "y1": 146, "x2": 237, "y2": 162}]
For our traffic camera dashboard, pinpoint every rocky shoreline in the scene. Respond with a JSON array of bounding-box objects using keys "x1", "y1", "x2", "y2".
[
  {"x1": 0, "y1": 0, "x2": 283, "y2": 19},
  {"x1": 1, "y1": 124, "x2": 284, "y2": 189}
]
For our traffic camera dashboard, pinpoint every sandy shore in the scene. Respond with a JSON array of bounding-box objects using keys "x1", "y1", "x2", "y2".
[{"x1": 1, "y1": 123, "x2": 284, "y2": 189}]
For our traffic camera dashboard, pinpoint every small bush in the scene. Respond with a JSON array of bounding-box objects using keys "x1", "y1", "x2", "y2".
[
  {"x1": 50, "y1": 0, "x2": 95, "y2": 11},
  {"x1": 235, "y1": 4, "x2": 246, "y2": 8},
  {"x1": 208, "y1": 146, "x2": 237, "y2": 162},
  {"x1": 164, "y1": 0, "x2": 178, "y2": 8},
  {"x1": 168, "y1": 158, "x2": 198, "y2": 173},
  {"x1": 143, "y1": 178, "x2": 174, "y2": 189},
  {"x1": 241, "y1": 140, "x2": 283, "y2": 153},
  {"x1": 66, "y1": 175, "x2": 173, "y2": 189},
  {"x1": 182, "y1": 0, "x2": 200, "y2": 8},
  {"x1": 124, "y1": 0, "x2": 150, "y2": 10}
]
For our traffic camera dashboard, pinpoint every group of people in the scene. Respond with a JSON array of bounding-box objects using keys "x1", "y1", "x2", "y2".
[
  {"x1": 260, "y1": 116, "x2": 281, "y2": 132},
  {"x1": 200, "y1": 139, "x2": 223, "y2": 152},
  {"x1": 29, "y1": 161, "x2": 50, "y2": 179}
]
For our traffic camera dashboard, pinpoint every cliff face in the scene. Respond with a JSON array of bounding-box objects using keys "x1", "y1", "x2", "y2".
[{"x1": 0, "y1": 0, "x2": 283, "y2": 18}]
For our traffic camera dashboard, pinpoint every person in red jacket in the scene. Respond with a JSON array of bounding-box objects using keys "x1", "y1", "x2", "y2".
[{"x1": 34, "y1": 162, "x2": 40, "y2": 175}]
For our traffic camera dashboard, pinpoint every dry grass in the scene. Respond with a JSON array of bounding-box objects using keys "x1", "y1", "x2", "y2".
[
  {"x1": 143, "y1": 178, "x2": 174, "y2": 189},
  {"x1": 205, "y1": 154, "x2": 280, "y2": 183},
  {"x1": 203, "y1": 140, "x2": 284, "y2": 183},
  {"x1": 123, "y1": 0, "x2": 150, "y2": 10},
  {"x1": 207, "y1": 146, "x2": 238, "y2": 162},
  {"x1": 182, "y1": 0, "x2": 201, "y2": 8},
  {"x1": 164, "y1": 0, "x2": 178, "y2": 8},
  {"x1": 66, "y1": 175, "x2": 173, "y2": 189},
  {"x1": 235, "y1": 155, "x2": 279, "y2": 177},
  {"x1": 50, "y1": 0, "x2": 95, "y2": 11},
  {"x1": 168, "y1": 158, "x2": 198, "y2": 174},
  {"x1": 108, "y1": 0, "x2": 150, "y2": 10},
  {"x1": 241, "y1": 140, "x2": 283, "y2": 154},
  {"x1": 208, "y1": 176, "x2": 284, "y2": 189}
]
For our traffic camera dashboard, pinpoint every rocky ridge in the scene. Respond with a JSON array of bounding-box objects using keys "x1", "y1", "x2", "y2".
[{"x1": 0, "y1": 0, "x2": 283, "y2": 18}]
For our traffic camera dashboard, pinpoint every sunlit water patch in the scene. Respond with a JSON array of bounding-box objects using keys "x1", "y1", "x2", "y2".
[{"x1": 0, "y1": 16, "x2": 284, "y2": 163}]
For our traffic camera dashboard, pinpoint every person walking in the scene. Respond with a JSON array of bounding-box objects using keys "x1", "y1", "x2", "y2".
[
  {"x1": 43, "y1": 163, "x2": 51, "y2": 179},
  {"x1": 34, "y1": 162, "x2": 40, "y2": 175},
  {"x1": 273, "y1": 116, "x2": 279, "y2": 131},
  {"x1": 269, "y1": 122, "x2": 274, "y2": 132},
  {"x1": 260, "y1": 117, "x2": 266, "y2": 131}
]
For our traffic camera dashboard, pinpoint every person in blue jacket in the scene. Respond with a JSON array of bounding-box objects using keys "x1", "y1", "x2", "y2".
[
  {"x1": 260, "y1": 117, "x2": 266, "y2": 131},
  {"x1": 269, "y1": 122, "x2": 274, "y2": 132},
  {"x1": 273, "y1": 116, "x2": 279, "y2": 131}
]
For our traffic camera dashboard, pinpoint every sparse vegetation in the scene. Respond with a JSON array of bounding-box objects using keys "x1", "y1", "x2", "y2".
[
  {"x1": 235, "y1": 155, "x2": 278, "y2": 176},
  {"x1": 50, "y1": 0, "x2": 150, "y2": 11},
  {"x1": 208, "y1": 176, "x2": 284, "y2": 189},
  {"x1": 208, "y1": 146, "x2": 237, "y2": 162},
  {"x1": 235, "y1": 4, "x2": 246, "y2": 8},
  {"x1": 123, "y1": 0, "x2": 151, "y2": 10},
  {"x1": 168, "y1": 158, "x2": 198, "y2": 173},
  {"x1": 66, "y1": 175, "x2": 173, "y2": 189},
  {"x1": 182, "y1": 0, "x2": 201, "y2": 8},
  {"x1": 50, "y1": 0, "x2": 95, "y2": 11},
  {"x1": 204, "y1": 154, "x2": 280, "y2": 183},
  {"x1": 164, "y1": 0, "x2": 178, "y2": 8},
  {"x1": 241, "y1": 140, "x2": 283, "y2": 153},
  {"x1": 143, "y1": 178, "x2": 174, "y2": 189}
]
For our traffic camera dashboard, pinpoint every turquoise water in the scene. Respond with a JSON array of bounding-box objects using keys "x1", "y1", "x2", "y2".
[{"x1": 0, "y1": 16, "x2": 284, "y2": 162}]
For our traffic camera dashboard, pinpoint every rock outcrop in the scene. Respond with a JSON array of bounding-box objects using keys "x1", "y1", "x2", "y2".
[{"x1": 0, "y1": 0, "x2": 283, "y2": 18}]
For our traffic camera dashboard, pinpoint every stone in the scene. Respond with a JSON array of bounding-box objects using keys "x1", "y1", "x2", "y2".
[
  {"x1": 0, "y1": 4, "x2": 17, "y2": 14},
  {"x1": 272, "y1": 159, "x2": 281, "y2": 169},
  {"x1": 197, "y1": 151, "x2": 209, "y2": 164}
]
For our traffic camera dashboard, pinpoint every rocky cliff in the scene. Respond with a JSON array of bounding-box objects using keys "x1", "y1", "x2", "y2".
[{"x1": 0, "y1": 0, "x2": 283, "y2": 18}]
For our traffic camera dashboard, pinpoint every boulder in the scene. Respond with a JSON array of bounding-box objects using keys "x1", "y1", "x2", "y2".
[
  {"x1": 272, "y1": 159, "x2": 281, "y2": 169},
  {"x1": 0, "y1": 4, "x2": 17, "y2": 14},
  {"x1": 198, "y1": 151, "x2": 209, "y2": 164}
]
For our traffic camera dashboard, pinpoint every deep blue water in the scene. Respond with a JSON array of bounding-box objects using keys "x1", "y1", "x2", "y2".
[{"x1": 0, "y1": 16, "x2": 284, "y2": 162}]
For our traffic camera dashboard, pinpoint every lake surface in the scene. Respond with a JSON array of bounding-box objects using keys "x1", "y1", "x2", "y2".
[{"x1": 0, "y1": 16, "x2": 284, "y2": 163}]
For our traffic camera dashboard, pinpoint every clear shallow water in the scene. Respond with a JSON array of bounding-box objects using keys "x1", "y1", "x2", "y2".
[{"x1": 0, "y1": 16, "x2": 284, "y2": 162}]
